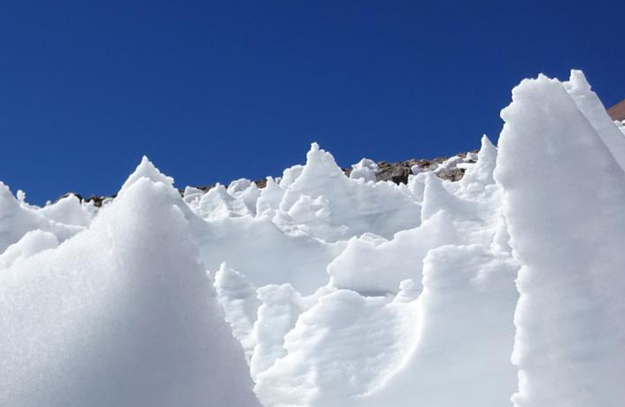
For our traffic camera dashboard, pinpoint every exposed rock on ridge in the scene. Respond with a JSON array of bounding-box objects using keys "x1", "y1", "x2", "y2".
[{"x1": 60, "y1": 152, "x2": 478, "y2": 207}]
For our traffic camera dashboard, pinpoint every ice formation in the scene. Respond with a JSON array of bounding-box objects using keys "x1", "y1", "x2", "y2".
[
  {"x1": 496, "y1": 74, "x2": 625, "y2": 407},
  {"x1": 1, "y1": 70, "x2": 624, "y2": 406}
]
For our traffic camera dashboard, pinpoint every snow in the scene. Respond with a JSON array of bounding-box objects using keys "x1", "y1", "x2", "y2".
[
  {"x1": 0, "y1": 181, "x2": 83, "y2": 253},
  {"x1": 460, "y1": 135, "x2": 497, "y2": 187},
  {"x1": 214, "y1": 263, "x2": 261, "y2": 361},
  {"x1": 0, "y1": 176, "x2": 259, "y2": 407},
  {"x1": 250, "y1": 284, "x2": 305, "y2": 380},
  {"x1": 328, "y1": 210, "x2": 459, "y2": 295},
  {"x1": 118, "y1": 155, "x2": 174, "y2": 194},
  {"x1": 349, "y1": 158, "x2": 378, "y2": 182},
  {"x1": 37, "y1": 193, "x2": 95, "y2": 227},
  {"x1": 353, "y1": 245, "x2": 519, "y2": 407},
  {"x1": 1, "y1": 69, "x2": 624, "y2": 407},
  {"x1": 254, "y1": 289, "x2": 420, "y2": 407},
  {"x1": 0, "y1": 230, "x2": 59, "y2": 269},
  {"x1": 272, "y1": 142, "x2": 423, "y2": 241},
  {"x1": 495, "y1": 73, "x2": 625, "y2": 407},
  {"x1": 564, "y1": 70, "x2": 625, "y2": 171}
]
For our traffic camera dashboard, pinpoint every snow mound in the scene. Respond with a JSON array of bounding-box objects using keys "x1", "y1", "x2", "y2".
[{"x1": 0, "y1": 176, "x2": 259, "y2": 407}]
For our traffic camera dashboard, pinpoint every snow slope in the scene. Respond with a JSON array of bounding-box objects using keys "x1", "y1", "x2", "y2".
[{"x1": 1, "y1": 69, "x2": 624, "y2": 406}]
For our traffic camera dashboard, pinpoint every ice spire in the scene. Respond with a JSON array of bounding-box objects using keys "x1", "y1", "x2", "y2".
[
  {"x1": 564, "y1": 69, "x2": 625, "y2": 171},
  {"x1": 119, "y1": 155, "x2": 175, "y2": 195},
  {"x1": 496, "y1": 74, "x2": 625, "y2": 407}
]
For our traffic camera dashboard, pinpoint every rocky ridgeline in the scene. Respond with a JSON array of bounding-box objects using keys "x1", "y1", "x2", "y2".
[{"x1": 62, "y1": 152, "x2": 477, "y2": 207}]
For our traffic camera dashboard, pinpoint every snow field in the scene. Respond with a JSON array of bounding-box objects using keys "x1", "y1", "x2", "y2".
[{"x1": 1, "y1": 69, "x2": 624, "y2": 406}]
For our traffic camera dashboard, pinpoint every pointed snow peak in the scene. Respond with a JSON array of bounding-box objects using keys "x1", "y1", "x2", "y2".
[
  {"x1": 215, "y1": 262, "x2": 237, "y2": 288},
  {"x1": 218, "y1": 261, "x2": 230, "y2": 274},
  {"x1": 306, "y1": 142, "x2": 326, "y2": 162},
  {"x1": 480, "y1": 134, "x2": 497, "y2": 157},
  {"x1": 119, "y1": 156, "x2": 175, "y2": 195},
  {"x1": 563, "y1": 70, "x2": 625, "y2": 172},
  {"x1": 302, "y1": 142, "x2": 344, "y2": 180},
  {"x1": 421, "y1": 173, "x2": 447, "y2": 220},
  {"x1": 476, "y1": 135, "x2": 498, "y2": 171},
  {"x1": 565, "y1": 69, "x2": 591, "y2": 93},
  {"x1": 16, "y1": 190, "x2": 26, "y2": 203},
  {"x1": 422, "y1": 172, "x2": 476, "y2": 221},
  {"x1": 206, "y1": 183, "x2": 230, "y2": 198},
  {"x1": 305, "y1": 142, "x2": 326, "y2": 164},
  {"x1": 265, "y1": 176, "x2": 277, "y2": 188},
  {"x1": 462, "y1": 135, "x2": 497, "y2": 186},
  {"x1": 480, "y1": 134, "x2": 495, "y2": 151},
  {"x1": 215, "y1": 262, "x2": 255, "y2": 292}
]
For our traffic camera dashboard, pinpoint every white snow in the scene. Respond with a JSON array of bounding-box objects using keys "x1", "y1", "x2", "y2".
[
  {"x1": 495, "y1": 73, "x2": 625, "y2": 407},
  {"x1": 349, "y1": 158, "x2": 378, "y2": 182},
  {"x1": 0, "y1": 175, "x2": 259, "y2": 407},
  {"x1": 328, "y1": 210, "x2": 459, "y2": 295},
  {"x1": 214, "y1": 263, "x2": 261, "y2": 361},
  {"x1": 353, "y1": 245, "x2": 519, "y2": 407},
  {"x1": 0, "y1": 181, "x2": 84, "y2": 253},
  {"x1": 1, "y1": 69, "x2": 623, "y2": 407},
  {"x1": 564, "y1": 70, "x2": 625, "y2": 171}
]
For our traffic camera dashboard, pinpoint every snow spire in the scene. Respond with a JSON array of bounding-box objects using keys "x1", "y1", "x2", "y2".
[
  {"x1": 564, "y1": 69, "x2": 625, "y2": 171},
  {"x1": 496, "y1": 74, "x2": 625, "y2": 407},
  {"x1": 461, "y1": 134, "x2": 497, "y2": 186},
  {"x1": 119, "y1": 155, "x2": 174, "y2": 195}
]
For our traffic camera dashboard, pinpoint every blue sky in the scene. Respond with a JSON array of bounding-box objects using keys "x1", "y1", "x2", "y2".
[{"x1": 1, "y1": 0, "x2": 624, "y2": 203}]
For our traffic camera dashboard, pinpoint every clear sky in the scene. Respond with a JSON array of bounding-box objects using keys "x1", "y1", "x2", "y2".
[{"x1": 1, "y1": 0, "x2": 624, "y2": 203}]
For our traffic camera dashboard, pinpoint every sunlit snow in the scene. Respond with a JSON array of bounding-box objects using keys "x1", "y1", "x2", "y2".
[{"x1": 1, "y1": 70, "x2": 624, "y2": 407}]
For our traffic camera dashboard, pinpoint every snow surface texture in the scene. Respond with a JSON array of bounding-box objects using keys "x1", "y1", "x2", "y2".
[{"x1": 1, "y1": 70, "x2": 624, "y2": 406}]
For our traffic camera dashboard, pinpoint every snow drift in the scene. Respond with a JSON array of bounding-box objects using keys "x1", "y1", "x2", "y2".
[{"x1": 1, "y1": 69, "x2": 624, "y2": 407}]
